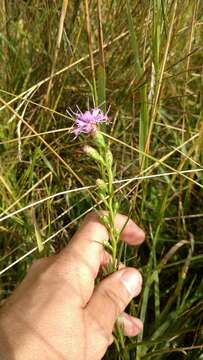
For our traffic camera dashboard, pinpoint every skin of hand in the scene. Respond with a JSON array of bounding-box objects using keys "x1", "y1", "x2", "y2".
[{"x1": 0, "y1": 212, "x2": 145, "y2": 360}]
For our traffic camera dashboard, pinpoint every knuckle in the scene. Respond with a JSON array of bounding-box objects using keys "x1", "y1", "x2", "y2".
[
  {"x1": 102, "y1": 286, "x2": 126, "y2": 316},
  {"x1": 84, "y1": 211, "x2": 97, "y2": 222},
  {"x1": 29, "y1": 258, "x2": 45, "y2": 271},
  {"x1": 84, "y1": 210, "x2": 108, "y2": 223},
  {"x1": 28, "y1": 256, "x2": 56, "y2": 277}
]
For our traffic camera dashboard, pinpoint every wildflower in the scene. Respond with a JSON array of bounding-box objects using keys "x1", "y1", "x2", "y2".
[{"x1": 71, "y1": 107, "x2": 108, "y2": 136}]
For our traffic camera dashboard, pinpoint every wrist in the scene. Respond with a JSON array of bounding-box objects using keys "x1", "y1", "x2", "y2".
[
  {"x1": 0, "y1": 309, "x2": 59, "y2": 360},
  {"x1": 0, "y1": 313, "x2": 15, "y2": 360},
  {"x1": 0, "y1": 309, "x2": 29, "y2": 360}
]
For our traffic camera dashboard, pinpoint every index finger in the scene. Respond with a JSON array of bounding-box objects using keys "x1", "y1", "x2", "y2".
[{"x1": 63, "y1": 211, "x2": 144, "y2": 270}]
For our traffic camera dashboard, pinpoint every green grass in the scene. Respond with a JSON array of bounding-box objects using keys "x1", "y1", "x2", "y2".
[{"x1": 0, "y1": 0, "x2": 203, "y2": 358}]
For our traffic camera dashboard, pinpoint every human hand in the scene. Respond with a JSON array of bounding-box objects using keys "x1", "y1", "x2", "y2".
[{"x1": 0, "y1": 212, "x2": 145, "y2": 360}]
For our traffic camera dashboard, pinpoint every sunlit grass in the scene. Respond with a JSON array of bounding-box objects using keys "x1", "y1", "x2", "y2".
[{"x1": 0, "y1": 1, "x2": 203, "y2": 359}]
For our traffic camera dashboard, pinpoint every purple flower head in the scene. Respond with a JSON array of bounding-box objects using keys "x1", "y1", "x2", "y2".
[{"x1": 71, "y1": 107, "x2": 108, "y2": 136}]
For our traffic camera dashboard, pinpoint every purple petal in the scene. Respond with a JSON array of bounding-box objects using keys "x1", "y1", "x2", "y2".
[
  {"x1": 72, "y1": 107, "x2": 108, "y2": 136},
  {"x1": 71, "y1": 127, "x2": 81, "y2": 136},
  {"x1": 91, "y1": 108, "x2": 100, "y2": 117},
  {"x1": 80, "y1": 111, "x2": 93, "y2": 123}
]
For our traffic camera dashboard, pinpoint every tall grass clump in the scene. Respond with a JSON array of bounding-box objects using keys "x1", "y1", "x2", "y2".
[{"x1": 0, "y1": 0, "x2": 203, "y2": 359}]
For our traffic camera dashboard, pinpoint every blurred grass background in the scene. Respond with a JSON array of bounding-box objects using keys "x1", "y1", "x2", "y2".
[{"x1": 0, "y1": 0, "x2": 203, "y2": 358}]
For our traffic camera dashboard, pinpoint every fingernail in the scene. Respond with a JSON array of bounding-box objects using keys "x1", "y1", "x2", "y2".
[{"x1": 121, "y1": 269, "x2": 142, "y2": 296}]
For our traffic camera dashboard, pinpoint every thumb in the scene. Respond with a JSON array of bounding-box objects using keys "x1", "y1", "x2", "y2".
[{"x1": 85, "y1": 268, "x2": 142, "y2": 336}]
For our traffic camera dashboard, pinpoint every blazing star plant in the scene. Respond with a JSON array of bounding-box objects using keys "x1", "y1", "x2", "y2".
[{"x1": 71, "y1": 107, "x2": 120, "y2": 272}]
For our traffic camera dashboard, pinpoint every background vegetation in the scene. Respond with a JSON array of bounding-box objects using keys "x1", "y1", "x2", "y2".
[{"x1": 0, "y1": 0, "x2": 203, "y2": 358}]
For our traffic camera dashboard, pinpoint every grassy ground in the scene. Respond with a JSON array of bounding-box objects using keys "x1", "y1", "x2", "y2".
[{"x1": 0, "y1": 0, "x2": 203, "y2": 358}]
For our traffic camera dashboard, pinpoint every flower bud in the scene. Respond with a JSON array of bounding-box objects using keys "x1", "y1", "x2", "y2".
[
  {"x1": 99, "y1": 214, "x2": 110, "y2": 227},
  {"x1": 83, "y1": 145, "x2": 105, "y2": 165},
  {"x1": 93, "y1": 131, "x2": 106, "y2": 149},
  {"x1": 96, "y1": 179, "x2": 108, "y2": 193},
  {"x1": 97, "y1": 192, "x2": 107, "y2": 202},
  {"x1": 114, "y1": 201, "x2": 119, "y2": 214},
  {"x1": 103, "y1": 240, "x2": 113, "y2": 252},
  {"x1": 105, "y1": 149, "x2": 113, "y2": 167}
]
